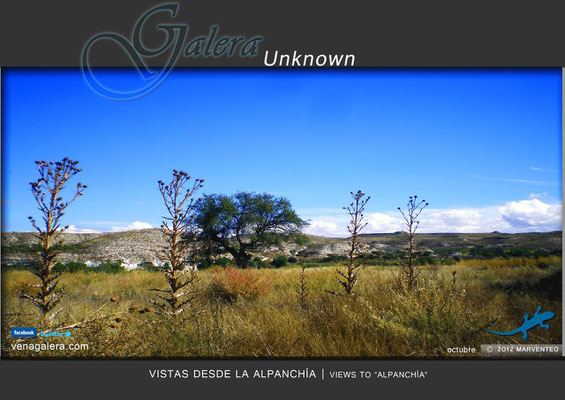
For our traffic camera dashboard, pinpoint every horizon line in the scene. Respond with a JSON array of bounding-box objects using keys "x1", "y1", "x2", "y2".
[{"x1": 1, "y1": 228, "x2": 562, "y2": 239}]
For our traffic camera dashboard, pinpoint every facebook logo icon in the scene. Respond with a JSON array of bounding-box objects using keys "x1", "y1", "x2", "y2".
[{"x1": 11, "y1": 328, "x2": 37, "y2": 338}]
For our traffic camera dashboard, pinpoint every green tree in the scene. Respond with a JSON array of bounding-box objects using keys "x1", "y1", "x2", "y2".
[{"x1": 194, "y1": 192, "x2": 307, "y2": 268}]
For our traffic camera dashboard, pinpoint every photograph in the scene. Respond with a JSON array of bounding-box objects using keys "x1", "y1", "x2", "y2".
[{"x1": 1, "y1": 68, "x2": 561, "y2": 359}]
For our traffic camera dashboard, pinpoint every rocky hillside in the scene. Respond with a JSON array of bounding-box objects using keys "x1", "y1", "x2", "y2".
[
  {"x1": 1, "y1": 229, "x2": 561, "y2": 268},
  {"x1": 1, "y1": 230, "x2": 167, "y2": 268}
]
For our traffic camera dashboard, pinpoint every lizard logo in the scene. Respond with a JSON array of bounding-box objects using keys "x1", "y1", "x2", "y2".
[{"x1": 487, "y1": 305, "x2": 554, "y2": 342}]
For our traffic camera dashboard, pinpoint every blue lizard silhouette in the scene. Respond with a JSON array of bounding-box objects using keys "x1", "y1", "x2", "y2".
[{"x1": 487, "y1": 305, "x2": 554, "y2": 342}]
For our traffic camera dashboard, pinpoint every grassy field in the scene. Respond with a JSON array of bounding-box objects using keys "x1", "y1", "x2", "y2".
[{"x1": 1, "y1": 256, "x2": 561, "y2": 358}]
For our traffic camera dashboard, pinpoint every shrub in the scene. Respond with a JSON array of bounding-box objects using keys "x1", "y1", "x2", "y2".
[
  {"x1": 53, "y1": 261, "x2": 88, "y2": 273},
  {"x1": 93, "y1": 262, "x2": 125, "y2": 274},
  {"x1": 207, "y1": 267, "x2": 271, "y2": 302},
  {"x1": 271, "y1": 255, "x2": 288, "y2": 268},
  {"x1": 288, "y1": 256, "x2": 298, "y2": 264},
  {"x1": 215, "y1": 257, "x2": 232, "y2": 267},
  {"x1": 322, "y1": 254, "x2": 348, "y2": 263},
  {"x1": 139, "y1": 262, "x2": 164, "y2": 272},
  {"x1": 1, "y1": 262, "x2": 33, "y2": 271},
  {"x1": 197, "y1": 258, "x2": 213, "y2": 270},
  {"x1": 249, "y1": 256, "x2": 270, "y2": 269}
]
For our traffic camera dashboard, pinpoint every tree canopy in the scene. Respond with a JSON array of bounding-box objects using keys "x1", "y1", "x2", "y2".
[{"x1": 194, "y1": 192, "x2": 307, "y2": 268}]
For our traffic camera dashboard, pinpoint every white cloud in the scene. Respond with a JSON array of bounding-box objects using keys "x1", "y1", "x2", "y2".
[
  {"x1": 303, "y1": 198, "x2": 562, "y2": 237},
  {"x1": 498, "y1": 199, "x2": 562, "y2": 230},
  {"x1": 365, "y1": 212, "x2": 402, "y2": 232},
  {"x1": 110, "y1": 221, "x2": 154, "y2": 232},
  {"x1": 418, "y1": 208, "x2": 505, "y2": 233},
  {"x1": 304, "y1": 220, "x2": 343, "y2": 237},
  {"x1": 65, "y1": 225, "x2": 99, "y2": 233}
]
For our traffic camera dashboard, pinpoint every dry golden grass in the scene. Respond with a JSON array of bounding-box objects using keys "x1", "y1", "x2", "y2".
[{"x1": 1, "y1": 256, "x2": 561, "y2": 358}]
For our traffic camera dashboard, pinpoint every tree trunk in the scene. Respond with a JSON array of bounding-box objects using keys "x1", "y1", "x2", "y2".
[
  {"x1": 235, "y1": 251, "x2": 251, "y2": 268},
  {"x1": 225, "y1": 247, "x2": 251, "y2": 268}
]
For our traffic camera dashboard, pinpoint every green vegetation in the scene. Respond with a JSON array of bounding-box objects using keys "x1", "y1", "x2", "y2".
[
  {"x1": 94, "y1": 262, "x2": 126, "y2": 274},
  {"x1": 1, "y1": 243, "x2": 84, "y2": 254},
  {"x1": 249, "y1": 257, "x2": 270, "y2": 269},
  {"x1": 270, "y1": 255, "x2": 288, "y2": 268},
  {"x1": 4, "y1": 261, "x2": 126, "y2": 274},
  {"x1": 139, "y1": 262, "x2": 163, "y2": 272},
  {"x1": 53, "y1": 261, "x2": 89, "y2": 273}
]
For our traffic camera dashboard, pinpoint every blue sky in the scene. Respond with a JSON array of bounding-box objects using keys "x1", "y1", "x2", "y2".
[{"x1": 2, "y1": 69, "x2": 562, "y2": 235}]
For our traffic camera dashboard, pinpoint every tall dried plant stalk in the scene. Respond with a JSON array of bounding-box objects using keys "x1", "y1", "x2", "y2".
[
  {"x1": 153, "y1": 170, "x2": 204, "y2": 317},
  {"x1": 22, "y1": 158, "x2": 86, "y2": 319},
  {"x1": 397, "y1": 195, "x2": 429, "y2": 289},
  {"x1": 296, "y1": 263, "x2": 309, "y2": 310},
  {"x1": 333, "y1": 190, "x2": 370, "y2": 296}
]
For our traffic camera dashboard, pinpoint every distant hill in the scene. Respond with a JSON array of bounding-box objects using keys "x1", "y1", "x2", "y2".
[{"x1": 1, "y1": 229, "x2": 561, "y2": 267}]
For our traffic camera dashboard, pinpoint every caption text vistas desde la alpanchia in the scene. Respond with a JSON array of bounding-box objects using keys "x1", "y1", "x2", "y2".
[{"x1": 149, "y1": 369, "x2": 427, "y2": 380}]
